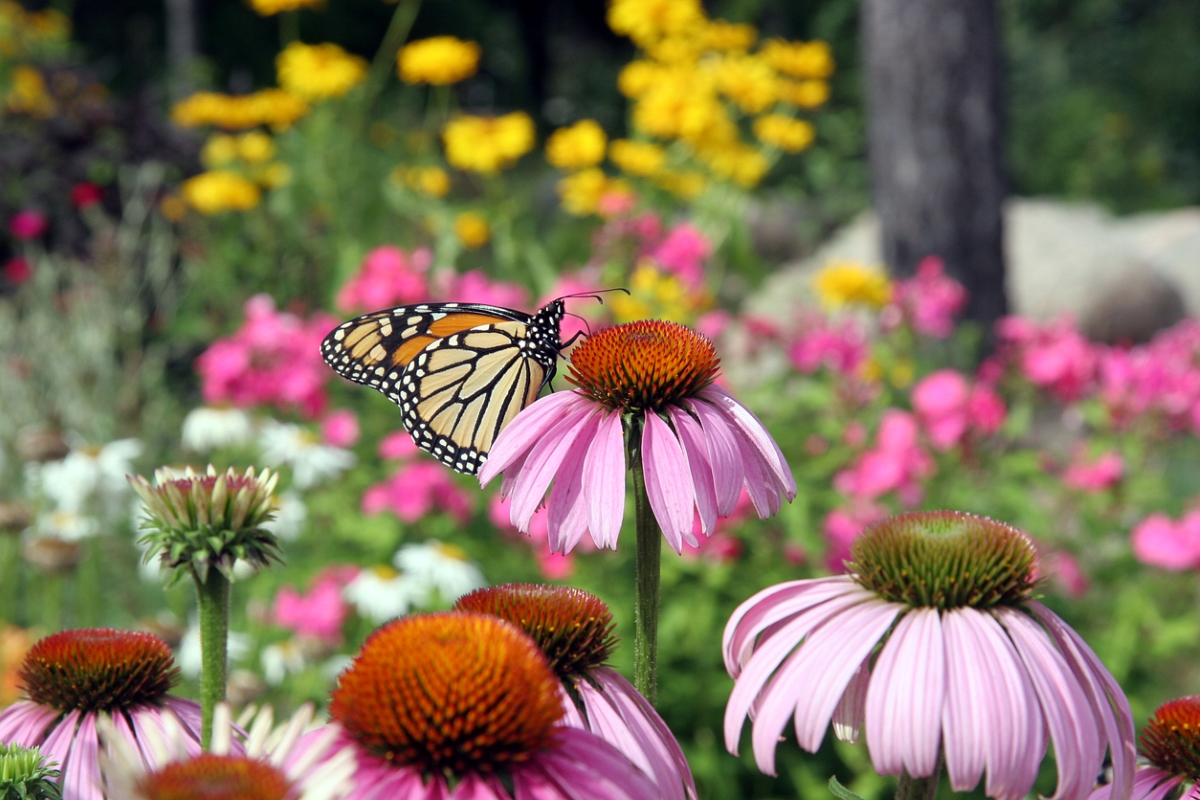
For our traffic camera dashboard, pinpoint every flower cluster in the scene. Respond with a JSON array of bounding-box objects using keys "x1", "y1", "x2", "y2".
[
  {"x1": 441, "y1": 111, "x2": 536, "y2": 174},
  {"x1": 335, "y1": 245, "x2": 431, "y2": 312},
  {"x1": 276, "y1": 42, "x2": 367, "y2": 101},
  {"x1": 397, "y1": 36, "x2": 480, "y2": 85},
  {"x1": 170, "y1": 89, "x2": 308, "y2": 131}
]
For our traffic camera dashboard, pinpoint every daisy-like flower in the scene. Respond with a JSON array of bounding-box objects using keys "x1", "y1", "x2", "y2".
[
  {"x1": 316, "y1": 612, "x2": 659, "y2": 799},
  {"x1": 455, "y1": 584, "x2": 696, "y2": 800},
  {"x1": 258, "y1": 421, "x2": 354, "y2": 490},
  {"x1": 480, "y1": 320, "x2": 795, "y2": 553},
  {"x1": 100, "y1": 702, "x2": 355, "y2": 800},
  {"x1": 723, "y1": 511, "x2": 1136, "y2": 800},
  {"x1": 342, "y1": 565, "x2": 417, "y2": 623},
  {"x1": 180, "y1": 406, "x2": 254, "y2": 452},
  {"x1": 31, "y1": 438, "x2": 143, "y2": 515},
  {"x1": 1090, "y1": 696, "x2": 1200, "y2": 800},
  {"x1": 393, "y1": 540, "x2": 486, "y2": 606},
  {"x1": 0, "y1": 628, "x2": 206, "y2": 800}
]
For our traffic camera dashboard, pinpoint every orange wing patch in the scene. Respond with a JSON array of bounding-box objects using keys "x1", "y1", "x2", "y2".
[{"x1": 427, "y1": 313, "x2": 512, "y2": 337}]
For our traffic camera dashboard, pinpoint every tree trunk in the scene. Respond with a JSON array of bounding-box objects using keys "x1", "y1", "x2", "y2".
[{"x1": 862, "y1": 0, "x2": 1008, "y2": 334}]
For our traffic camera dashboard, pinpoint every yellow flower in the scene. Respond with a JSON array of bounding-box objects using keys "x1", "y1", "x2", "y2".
[
  {"x1": 655, "y1": 170, "x2": 706, "y2": 200},
  {"x1": 753, "y1": 114, "x2": 815, "y2": 153},
  {"x1": 397, "y1": 166, "x2": 451, "y2": 197},
  {"x1": 760, "y1": 39, "x2": 834, "y2": 80},
  {"x1": 181, "y1": 171, "x2": 262, "y2": 215},
  {"x1": 617, "y1": 60, "x2": 664, "y2": 98},
  {"x1": 257, "y1": 162, "x2": 292, "y2": 188},
  {"x1": 608, "y1": 0, "x2": 705, "y2": 47},
  {"x1": 714, "y1": 54, "x2": 778, "y2": 114},
  {"x1": 702, "y1": 20, "x2": 756, "y2": 51},
  {"x1": 545, "y1": 120, "x2": 607, "y2": 170},
  {"x1": 699, "y1": 143, "x2": 768, "y2": 188},
  {"x1": 200, "y1": 133, "x2": 239, "y2": 168},
  {"x1": 171, "y1": 90, "x2": 308, "y2": 131},
  {"x1": 237, "y1": 131, "x2": 276, "y2": 163},
  {"x1": 5, "y1": 65, "x2": 53, "y2": 117},
  {"x1": 276, "y1": 42, "x2": 368, "y2": 101},
  {"x1": 246, "y1": 0, "x2": 325, "y2": 16},
  {"x1": 608, "y1": 139, "x2": 666, "y2": 177},
  {"x1": 778, "y1": 79, "x2": 829, "y2": 108},
  {"x1": 454, "y1": 212, "x2": 491, "y2": 249},
  {"x1": 442, "y1": 112, "x2": 535, "y2": 173},
  {"x1": 631, "y1": 69, "x2": 734, "y2": 148},
  {"x1": 556, "y1": 168, "x2": 609, "y2": 216},
  {"x1": 610, "y1": 262, "x2": 707, "y2": 323},
  {"x1": 812, "y1": 260, "x2": 893, "y2": 310},
  {"x1": 398, "y1": 36, "x2": 481, "y2": 85}
]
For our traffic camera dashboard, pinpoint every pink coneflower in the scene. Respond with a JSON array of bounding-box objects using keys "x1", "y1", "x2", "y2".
[
  {"x1": 455, "y1": 584, "x2": 696, "y2": 800},
  {"x1": 480, "y1": 320, "x2": 795, "y2": 553},
  {"x1": 1090, "y1": 696, "x2": 1200, "y2": 800},
  {"x1": 724, "y1": 511, "x2": 1136, "y2": 800},
  {"x1": 317, "y1": 612, "x2": 659, "y2": 799},
  {"x1": 100, "y1": 702, "x2": 355, "y2": 800},
  {"x1": 0, "y1": 628, "x2": 207, "y2": 800}
]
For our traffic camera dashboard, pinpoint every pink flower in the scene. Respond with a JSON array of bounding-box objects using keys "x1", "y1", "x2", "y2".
[
  {"x1": 834, "y1": 410, "x2": 933, "y2": 503},
  {"x1": 272, "y1": 575, "x2": 353, "y2": 642},
  {"x1": 967, "y1": 384, "x2": 1007, "y2": 434},
  {"x1": 378, "y1": 430, "x2": 419, "y2": 460},
  {"x1": 788, "y1": 317, "x2": 869, "y2": 377},
  {"x1": 724, "y1": 512, "x2": 1135, "y2": 800},
  {"x1": 9, "y1": 209, "x2": 48, "y2": 241},
  {"x1": 1062, "y1": 451, "x2": 1123, "y2": 492},
  {"x1": 1131, "y1": 512, "x2": 1200, "y2": 571},
  {"x1": 2, "y1": 256, "x2": 31, "y2": 284},
  {"x1": 433, "y1": 269, "x2": 529, "y2": 308},
  {"x1": 646, "y1": 223, "x2": 710, "y2": 290},
  {"x1": 320, "y1": 409, "x2": 360, "y2": 448},
  {"x1": 911, "y1": 370, "x2": 1007, "y2": 450},
  {"x1": 1040, "y1": 550, "x2": 1090, "y2": 598},
  {"x1": 695, "y1": 309, "x2": 730, "y2": 340},
  {"x1": 488, "y1": 495, "x2": 575, "y2": 579},
  {"x1": 363, "y1": 460, "x2": 474, "y2": 523},
  {"x1": 480, "y1": 321, "x2": 795, "y2": 554},
  {"x1": 335, "y1": 245, "x2": 431, "y2": 312},
  {"x1": 69, "y1": 182, "x2": 104, "y2": 209},
  {"x1": 998, "y1": 316, "x2": 1099, "y2": 402},
  {"x1": 889, "y1": 256, "x2": 967, "y2": 338},
  {"x1": 1088, "y1": 697, "x2": 1200, "y2": 800},
  {"x1": 822, "y1": 503, "x2": 888, "y2": 572}
]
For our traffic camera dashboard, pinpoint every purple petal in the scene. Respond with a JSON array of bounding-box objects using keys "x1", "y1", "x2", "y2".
[
  {"x1": 62, "y1": 712, "x2": 103, "y2": 800},
  {"x1": 686, "y1": 397, "x2": 744, "y2": 515},
  {"x1": 531, "y1": 727, "x2": 662, "y2": 800},
  {"x1": 701, "y1": 385, "x2": 796, "y2": 496},
  {"x1": 509, "y1": 404, "x2": 597, "y2": 530},
  {"x1": 479, "y1": 391, "x2": 589, "y2": 486},
  {"x1": 40, "y1": 709, "x2": 81, "y2": 789},
  {"x1": 865, "y1": 608, "x2": 945, "y2": 779},
  {"x1": 998, "y1": 608, "x2": 1102, "y2": 800},
  {"x1": 0, "y1": 702, "x2": 57, "y2": 745},
  {"x1": 669, "y1": 407, "x2": 717, "y2": 536},
  {"x1": 737, "y1": 437, "x2": 781, "y2": 518},
  {"x1": 547, "y1": 412, "x2": 601, "y2": 554},
  {"x1": 723, "y1": 576, "x2": 860, "y2": 676},
  {"x1": 450, "y1": 773, "x2": 503, "y2": 800},
  {"x1": 1089, "y1": 767, "x2": 1181, "y2": 800},
  {"x1": 832, "y1": 658, "x2": 870, "y2": 743},
  {"x1": 583, "y1": 409, "x2": 626, "y2": 550},
  {"x1": 642, "y1": 411, "x2": 696, "y2": 553}
]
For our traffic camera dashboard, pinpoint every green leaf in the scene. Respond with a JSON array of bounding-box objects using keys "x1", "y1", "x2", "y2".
[{"x1": 829, "y1": 775, "x2": 866, "y2": 800}]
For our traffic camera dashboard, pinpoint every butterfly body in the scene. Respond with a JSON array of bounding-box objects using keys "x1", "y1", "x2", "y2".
[{"x1": 321, "y1": 300, "x2": 566, "y2": 475}]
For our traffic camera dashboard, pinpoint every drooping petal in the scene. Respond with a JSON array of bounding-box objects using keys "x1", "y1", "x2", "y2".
[
  {"x1": 668, "y1": 407, "x2": 717, "y2": 536},
  {"x1": 998, "y1": 608, "x2": 1102, "y2": 800},
  {"x1": 642, "y1": 411, "x2": 696, "y2": 553},
  {"x1": 832, "y1": 657, "x2": 870, "y2": 743},
  {"x1": 864, "y1": 608, "x2": 945, "y2": 779},
  {"x1": 529, "y1": 727, "x2": 662, "y2": 800},
  {"x1": 701, "y1": 385, "x2": 796, "y2": 497},
  {"x1": 479, "y1": 391, "x2": 589, "y2": 486},
  {"x1": 1089, "y1": 768, "x2": 1182, "y2": 800},
  {"x1": 583, "y1": 410, "x2": 626, "y2": 550},
  {"x1": 547, "y1": 412, "x2": 601, "y2": 554},
  {"x1": 509, "y1": 404, "x2": 597, "y2": 531},
  {"x1": 686, "y1": 397, "x2": 744, "y2": 515},
  {"x1": 0, "y1": 701, "x2": 57, "y2": 744}
]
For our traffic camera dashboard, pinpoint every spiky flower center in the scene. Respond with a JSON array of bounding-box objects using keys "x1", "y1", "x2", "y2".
[
  {"x1": 454, "y1": 584, "x2": 617, "y2": 680},
  {"x1": 135, "y1": 754, "x2": 292, "y2": 800},
  {"x1": 19, "y1": 629, "x2": 179, "y2": 712},
  {"x1": 329, "y1": 612, "x2": 563, "y2": 776},
  {"x1": 847, "y1": 511, "x2": 1038, "y2": 610},
  {"x1": 1140, "y1": 696, "x2": 1200, "y2": 780},
  {"x1": 568, "y1": 320, "x2": 720, "y2": 412}
]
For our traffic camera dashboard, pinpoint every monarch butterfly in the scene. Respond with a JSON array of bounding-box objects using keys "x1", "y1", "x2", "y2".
[{"x1": 321, "y1": 300, "x2": 569, "y2": 475}]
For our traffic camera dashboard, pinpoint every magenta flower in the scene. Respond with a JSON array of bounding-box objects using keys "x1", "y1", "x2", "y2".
[
  {"x1": 456, "y1": 585, "x2": 697, "y2": 800},
  {"x1": 1090, "y1": 696, "x2": 1200, "y2": 800},
  {"x1": 320, "y1": 409, "x2": 360, "y2": 448},
  {"x1": 316, "y1": 612, "x2": 659, "y2": 799},
  {"x1": 822, "y1": 501, "x2": 888, "y2": 572},
  {"x1": 362, "y1": 460, "x2": 474, "y2": 523},
  {"x1": 2, "y1": 256, "x2": 32, "y2": 284},
  {"x1": 1063, "y1": 450, "x2": 1124, "y2": 492},
  {"x1": 377, "y1": 429, "x2": 419, "y2": 460},
  {"x1": 335, "y1": 245, "x2": 431, "y2": 313},
  {"x1": 9, "y1": 209, "x2": 48, "y2": 241},
  {"x1": 432, "y1": 268, "x2": 529, "y2": 308},
  {"x1": 912, "y1": 369, "x2": 1008, "y2": 450},
  {"x1": 788, "y1": 316, "x2": 869, "y2": 378},
  {"x1": 833, "y1": 409, "x2": 933, "y2": 505},
  {"x1": 69, "y1": 183, "x2": 104, "y2": 209},
  {"x1": 888, "y1": 255, "x2": 967, "y2": 338},
  {"x1": 1130, "y1": 511, "x2": 1200, "y2": 571},
  {"x1": 0, "y1": 629, "x2": 209, "y2": 800},
  {"x1": 646, "y1": 223, "x2": 710, "y2": 290},
  {"x1": 480, "y1": 320, "x2": 795, "y2": 554},
  {"x1": 997, "y1": 315, "x2": 1099, "y2": 402},
  {"x1": 724, "y1": 512, "x2": 1136, "y2": 800},
  {"x1": 272, "y1": 573, "x2": 353, "y2": 643}
]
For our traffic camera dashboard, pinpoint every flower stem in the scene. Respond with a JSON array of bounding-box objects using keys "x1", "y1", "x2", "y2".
[
  {"x1": 895, "y1": 757, "x2": 941, "y2": 800},
  {"x1": 629, "y1": 416, "x2": 661, "y2": 705},
  {"x1": 358, "y1": 0, "x2": 423, "y2": 129},
  {"x1": 194, "y1": 569, "x2": 230, "y2": 750}
]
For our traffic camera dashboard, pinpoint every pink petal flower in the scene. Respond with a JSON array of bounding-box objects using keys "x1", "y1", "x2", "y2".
[
  {"x1": 1062, "y1": 451, "x2": 1123, "y2": 492},
  {"x1": 320, "y1": 409, "x2": 360, "y2": 448},
  {"x1": 9, "y1": 209, "x2": 48, "y2": 240}
]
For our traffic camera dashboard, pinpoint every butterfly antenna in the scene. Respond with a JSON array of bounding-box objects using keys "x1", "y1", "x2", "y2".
[{"x1": 557, "y1": 287, "x2": 630, "y2": 306}]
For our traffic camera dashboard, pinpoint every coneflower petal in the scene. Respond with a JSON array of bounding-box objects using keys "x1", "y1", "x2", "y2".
[
  {"x1": 509, "y1": 405, "x2": 596, "y2": 531},
  {"x1": 668, "y1": 407, "x2": 717, "y2": 537},
  {"x1": 479, "y1": 391, "x2": 586, "y2": 486},
  {"x1": 547, "y1": 414, "x2": 598, "y2": 553},
  {"x1": 642, "y1": 412, "x2": 696, "y2": 553},
  {"x1": 583, "y1": 410, "x2": 626, "y2": 550},
  {"x1": 686, "y1": 398, "x2": 744, "y2": 515}
]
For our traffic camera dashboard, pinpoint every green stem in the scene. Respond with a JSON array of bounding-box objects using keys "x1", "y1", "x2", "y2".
[
  {"x1": 194, "y1": 570, "x2": 231, "y2": 750},
  {"x1": 629, "y1": 416, "x2": 661, "y2": 705},
  {"x1": 895, "y1": 754, "x2": 942, "y2": 800},
  {"x1": 0, "y1": 537, "x2": 18, "y2": 625},
  {"x1": 358, "y1": 0, "x2": 424, "y2": 129}
]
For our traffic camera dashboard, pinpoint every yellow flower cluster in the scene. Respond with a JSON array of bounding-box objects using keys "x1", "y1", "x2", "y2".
[
  {"x1": 545, "y1": 120, "x2": 606, "y2": 170},
  {"x1": 556, "y1": 168, "x2": 631, "y2": 217},
  {"x1": 246, "y1": 0, "x2": 325, "y2": 16},
  {"x1": 171, "y1": 89, "x2": 308, "y2": 131},
  {"x1": 276, "y1": 42, "x2": 367, "y2": 101},
  {"x1": 608, "y1": 139, "x2": 666, "y2": 177},
  {"x1": 610, "y1": 262, "x2": 709, "y2": 324},
  {"x1": 181, "y1": 171, "x2": 262, "y2": 215},
  {"x1": 0, "y1": 1, "x2": 69, "y2": 60},
  {"x1": 442, "y1": 112, "x2": 534, "y2": 174},
  {"x1": 812, "y1": 260, "x2": 893, "y2": 310},
  {"x1": 199, "y1": 132, "x2": 290, "y2": 189},
  {"x1": 398, "y1": 37, "x2": 481, "y2": 85},
  {"x1": 608, "y1": 1, "x2": 833, "y2": 192},
  {"x1": 391, "y1": 165, "x2": 452, "y2": 197},
  {"x1": 5, "y1": 65, "x2": 52, "y2": 117},
  {"x1": 454, "y1": 212, "x2": 490, "y2": 249}
]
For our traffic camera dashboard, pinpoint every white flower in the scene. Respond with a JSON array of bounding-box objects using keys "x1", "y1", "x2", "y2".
[
  {"x1": 31, "y1": 438, "x2": 142, "y2": 514},
  {"x1": 258, "y1": 421, "x2": 354, "y2": 490},
  {"x1": 262, "y1": 491, "x2": 307, "y2": 541},
  {"x1": 342, "y1": 566, "x2": 417, "y2": 623},
  {"x1": 177, "y1": 618, "x2": 250, "y2": 678},
  {"x1": 181, "y1": 406, "x2": 255, "y2": 451},
  {"x1": 261, "y1": 640, "x2": 308, "y2": 686},
  {"x1": 33, "y1": 508, "x2": 99, "y2": 541},
  {"x1": 394, "y1": 540, "x2": 486, "y2": 607}
]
